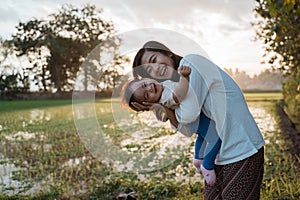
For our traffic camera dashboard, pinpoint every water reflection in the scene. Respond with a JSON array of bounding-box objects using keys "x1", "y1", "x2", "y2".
[
  {"x1": 0, "y1": 156, "x2": 31, "y2": 195},
  {"x1": 0, "y1": 101, "x2": 279, "y2": 195},
  {"x1": 4, "y1": 131, "x2": 37, "y2": 141},
  {"x1": 247, "y1": 102, "x2": 277, "y2": 144}
]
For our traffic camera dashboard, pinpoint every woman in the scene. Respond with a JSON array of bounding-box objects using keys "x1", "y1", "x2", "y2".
[
  {"x1": 121, "y1": 68, "x2": 222, "y2": 185},
  {"x1": 131, "y1": 41, "x2": 265, "y2": 199}
]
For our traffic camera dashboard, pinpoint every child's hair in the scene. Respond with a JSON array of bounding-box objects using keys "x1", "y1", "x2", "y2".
[{"x1": 120, "y1": 78, "x2": 142, "y2": 112}]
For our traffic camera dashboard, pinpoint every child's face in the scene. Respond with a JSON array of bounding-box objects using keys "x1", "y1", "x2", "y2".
[{"x1": 131, "y1": 78, "x2": 163, "y2": 104}]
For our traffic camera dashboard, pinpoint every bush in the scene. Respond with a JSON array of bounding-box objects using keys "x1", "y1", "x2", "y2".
[{"x1": 282, "y1": 78, "x2": 300, "y2": 132}]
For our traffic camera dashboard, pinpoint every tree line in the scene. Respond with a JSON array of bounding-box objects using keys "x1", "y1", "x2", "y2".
[
  {"x1": 224, "y1": 68, "x2": 285, "y2": 91},
  {"x1": 0, "y1": 4, "x2": 129, "y2": 96}
]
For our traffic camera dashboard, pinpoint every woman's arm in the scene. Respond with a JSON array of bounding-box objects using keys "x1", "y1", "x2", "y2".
[
  {"x1": 164, "y1": 107, "x2": 178, "y2": 128},
  {"x1": 150, "y1": 104, "x2": 168, "y2": 122},
  {"x1": 164, "y1": 106, "x2": 193, "y2": 137}
]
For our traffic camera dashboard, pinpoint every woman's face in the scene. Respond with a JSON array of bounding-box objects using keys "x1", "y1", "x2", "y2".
[
  {"x1": 140, "y1": 50, "x2": 175, "y2": 80},
  {"x1": 130, "y1": 78, "x2": 163, "y2": 104}
]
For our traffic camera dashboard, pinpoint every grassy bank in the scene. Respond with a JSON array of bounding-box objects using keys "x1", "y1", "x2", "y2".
[{"x1": 260, "y1": 102, "x2": 299, "y2": 199}]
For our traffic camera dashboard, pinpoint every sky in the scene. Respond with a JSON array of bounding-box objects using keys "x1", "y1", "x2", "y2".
[{"x1": 0, "y1": 0, "x2": 269, "y2": 76}]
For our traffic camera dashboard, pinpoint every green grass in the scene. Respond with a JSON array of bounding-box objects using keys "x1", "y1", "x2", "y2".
[
  {"x1": 0, "y1": 94, "x2": 299, "y2": 199},
  {"x1": 0, "y1": 99, "x2": 73, "y2": 112},
  {"x1": 244, "y1": 92, "x2": 283, "y2": 102},
  {"x1": 0, "y1": 98, "x2": 114, "y2": 112},
  {"x1": 0, "y1": 93, "x2": 281, "y2": 112},
  {"x1": 260, "y1": 104, "x2": 300, "y2": 199}
]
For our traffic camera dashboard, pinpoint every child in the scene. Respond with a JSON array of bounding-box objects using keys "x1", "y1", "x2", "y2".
[{"x1": 121, "y1": 66, "x2": 221, "y2": 185}]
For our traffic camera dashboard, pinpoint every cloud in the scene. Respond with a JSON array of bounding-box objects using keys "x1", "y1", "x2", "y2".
[
  {"x1": 111, "y1": 0, "x2": 255, "y2": 25},
  {"x1": 0, "y1": 0, "x2": 256, "y2": 38},
  {"x1": 100, "y1": 0, "x2": 256, "y2": 47},
  {"x1": 0, "y1": 0, "x2": 265, "y2": 75}
]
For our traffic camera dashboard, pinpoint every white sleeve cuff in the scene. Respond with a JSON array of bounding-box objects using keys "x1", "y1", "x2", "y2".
[{"x1": 172, "y1": 123, "x2": 193, "y2": 137}]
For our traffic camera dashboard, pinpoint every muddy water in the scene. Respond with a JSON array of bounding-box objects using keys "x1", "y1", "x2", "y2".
[{"x1": 0, "y1": 101, "x2": 277, "y2": 194}]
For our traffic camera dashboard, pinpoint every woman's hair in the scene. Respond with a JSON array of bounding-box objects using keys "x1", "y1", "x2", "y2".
[
  {"x1": 120, "y1": 78, "x2": 143, "y2": 112},
  {"x1": 132, "y1": 41, "x2": 182, "y2": 80}
]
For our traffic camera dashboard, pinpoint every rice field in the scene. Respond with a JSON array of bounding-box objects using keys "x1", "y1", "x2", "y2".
[
  {"x1": 0, "y1": 92, "x2": 299, "y2": 199},
  {"x1": 244, "y1": 92, "x2": 283, "y2": 102}
]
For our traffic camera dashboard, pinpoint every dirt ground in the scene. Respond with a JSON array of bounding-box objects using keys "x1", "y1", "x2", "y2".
[{"x1": 276, "y1": 104, "x2": 300, "y2": 172}]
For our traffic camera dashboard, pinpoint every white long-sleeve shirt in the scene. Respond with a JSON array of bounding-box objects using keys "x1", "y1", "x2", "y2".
[
  {"x1": 160, "y1": 80, "x2": 198, "y2": 137},
  {"x1": 175, "y1": 54, "x2": 265, "y2": 165}
]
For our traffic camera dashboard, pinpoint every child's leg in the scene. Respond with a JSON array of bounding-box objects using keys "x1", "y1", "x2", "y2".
[
  {"x1": 198, "y1": 117, "x2": 221, "y2": 185},
  {"x1": 194, "y1": 134, "x2": 204, "y2": 160},
  {"x1": 195, "y1": 112, "x2": 211, "y2": 172},
  {"x1": 200, "y1": 138, "x2": 221, "y2": 185},
  {"x1": 197, "y1": 113, "x2": 221, "y2": 170},
  {"x1": 194, "y1": 134, "x2": 205, "y2": 172},
  {"x1": 202, "y1": 138, "x2": 221, "y2": 170}
]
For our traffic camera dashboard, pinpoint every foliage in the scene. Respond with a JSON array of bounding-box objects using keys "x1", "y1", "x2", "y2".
[
  {"x1": 283, "y1": 78, "x2": 300, "y2": 131},
  {"x1": 7, "y1": 4, "x2": 128, "y2": 92},
  {"x1": 77, "y1": 44, "x2": 130, "y2": 92},
  {"x1": 261, "y1": 102, "x2": 300, "y2": 199},
  {"x1": 254, "y1": 0, "x2": 299, "y2": 75},
  {"x1": 254, "y1": 0, "x2": 300, "y2": 125},
  {"x1": 90, "y1": 173, "x2": 202, "y2": 200},
  {"x1": 0, "y1": 37, "x2": 9, "y2": 65},
  {"x1": 0, "y1": 71, "x2": 29, "y2": 97},
  {"x1": 0, "y1": 38, "x2": 31, "y2": 95}
]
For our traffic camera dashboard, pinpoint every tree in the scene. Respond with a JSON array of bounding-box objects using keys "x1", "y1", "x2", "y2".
[
  {"x1": 0, "y1": 37, "x2": 8, "y2": 65},
  {"x1": 254, "y1": 0, "x2": 299, "y2": 76},
  {"x1": 233, "y1": 68, "x2": 251, "y2": 89},
  {"x1": 0, "y1": 71, "x2": 22, "y2": 97},
  {"x1": 0, "y1": 37, "x2": 30, "y2": 95},
  {"x1": 8, "y1": 4, "x2": 125, "y2": 92},
  {"x1": 254, "y1": 0, "x2": 300, "y2": 128}
]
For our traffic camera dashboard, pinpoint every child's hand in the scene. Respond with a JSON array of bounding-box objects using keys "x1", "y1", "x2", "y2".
[{"x1": 178, "y1": 66, "x2": 191, "y2": 77}]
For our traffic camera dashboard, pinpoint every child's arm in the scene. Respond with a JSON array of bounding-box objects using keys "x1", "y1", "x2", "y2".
[{"x1": 173, "y1": 66, "x2": 191, "y2": 103}]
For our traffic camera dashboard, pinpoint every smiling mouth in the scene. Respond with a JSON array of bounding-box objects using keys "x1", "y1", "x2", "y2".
[{"x1": 160, "y1": 65, "x2": 166, "y2": 76}]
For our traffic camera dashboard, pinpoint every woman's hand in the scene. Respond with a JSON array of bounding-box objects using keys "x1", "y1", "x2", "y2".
[
  {"x1": 131, "y1": 102, "x2": 152, "y2": 111},
  {"x1": 131, "y1": 102, "x2": 168, "y2": 122}
]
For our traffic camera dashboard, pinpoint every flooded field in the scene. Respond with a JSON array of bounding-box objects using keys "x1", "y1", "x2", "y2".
[{"x1": 0, "y1": 95, "x2": 299, "y2": 199}]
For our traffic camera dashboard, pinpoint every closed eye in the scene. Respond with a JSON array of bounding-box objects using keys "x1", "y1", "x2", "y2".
[
  {"x1": 149, "y1": 54, "x2": 156, "y2": 63},
  {"x1": 152, "y1": 56, "x2": 156, "y2": 63}
]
